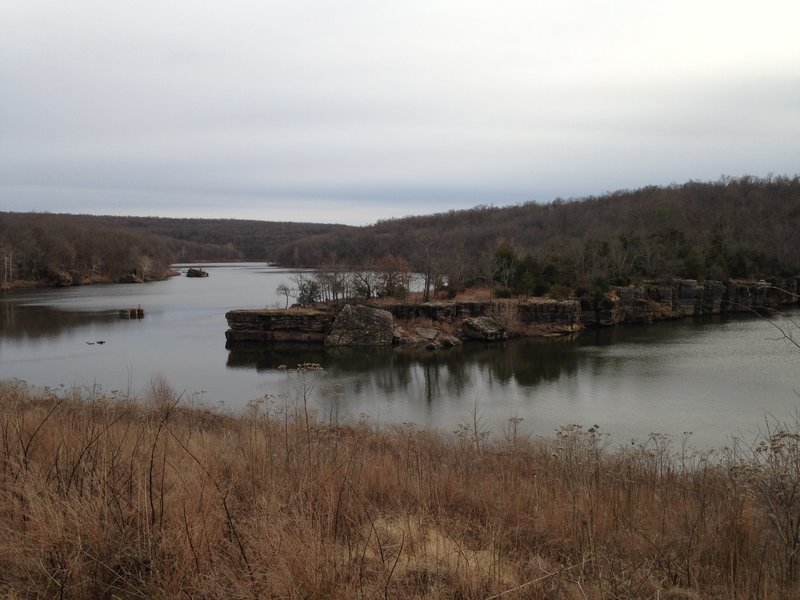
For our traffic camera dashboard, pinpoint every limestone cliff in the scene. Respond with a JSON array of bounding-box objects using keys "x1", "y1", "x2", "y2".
[
  {"x1": 225, "y1": 298, "x2": 582, "y2": 345},
  {"x1": 579, "y1": 279, "x2": 797, "y2": 327},
  {"x1": 224, "y1": 307, "x2": 335, "y2": 343},
  {"x1": 225, "y1": 279, "x2": 798, "y2": 346}
]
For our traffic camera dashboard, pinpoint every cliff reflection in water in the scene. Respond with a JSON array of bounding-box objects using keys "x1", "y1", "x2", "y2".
[{"x1": 226, "y1": 337, "x2": 583, "y2": 403}]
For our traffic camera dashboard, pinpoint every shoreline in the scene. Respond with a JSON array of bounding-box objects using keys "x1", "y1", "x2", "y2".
[
  {"x1": 226, "y1": 277, "x2": 800, "y2": 347},
  {"x1": 0, "y1": 269, "x2": 180, "y2": 291}
]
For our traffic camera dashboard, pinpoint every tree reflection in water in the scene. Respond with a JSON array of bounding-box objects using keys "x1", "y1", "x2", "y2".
[{"x1": 225, "y1": 336, "x2": 585, "y2": 405}]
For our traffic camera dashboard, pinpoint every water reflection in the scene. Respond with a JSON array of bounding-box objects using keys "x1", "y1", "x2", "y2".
[
  {"x1": 0, "y1": 302, "x2": 121, "y2": 341},
  {"x1": 226, "y1": 336, "x2": 585, "y2": 402},
  {"x1": 225, "y1": 343, "x2": 445, "y2": 402}
]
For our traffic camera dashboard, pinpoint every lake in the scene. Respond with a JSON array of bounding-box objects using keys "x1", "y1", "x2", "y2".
[{"x1": 1, "y1": 263, "x2": 798, "y2": 448}]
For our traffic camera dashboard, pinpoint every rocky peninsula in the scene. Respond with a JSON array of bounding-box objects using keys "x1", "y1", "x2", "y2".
[{"x1": 225, "y1": 278, "x2": 799, "y2": 348}]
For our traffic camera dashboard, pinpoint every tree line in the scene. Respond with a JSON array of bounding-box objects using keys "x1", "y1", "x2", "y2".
[
  {"x1": 276, "y1": 254, "x2": 415, "y2": 307},
  {"x1": 271, "y1": 175, "x2": 800, "y2": 297},
  {"x1": 0, "y1": 213, "x2": 176, "y2": 287},
  {"x1": 3, "y1": 176, "x2": 798, "y2": 292},
  {"x1": 0, "y1": 213, "x2": 347, "y2": 287}
]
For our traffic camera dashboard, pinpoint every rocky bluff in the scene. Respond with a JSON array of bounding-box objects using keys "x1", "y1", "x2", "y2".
[
  {"x1": 225, "y1": 279, "x2": 798, "y2": 347},
  {"x1": 580, "y1": 278, "x2": 798, "y2": 327},
  {"x1": 226, "y1": 297, "x2": 581, "y2": 347}
]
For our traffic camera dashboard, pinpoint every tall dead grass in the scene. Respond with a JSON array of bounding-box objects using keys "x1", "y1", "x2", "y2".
[{"x1": 1, "y1": 371, "x2": 798, "y2": 598}]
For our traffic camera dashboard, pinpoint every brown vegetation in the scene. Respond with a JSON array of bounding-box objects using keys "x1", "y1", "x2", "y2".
[
  {"x1": 0, "y1": 213, "x2": 177, "y2": 288},
  {"x1": 271, "y1": 176, "x2": 800, "y2": 294},
  {"x1": 0, "y1": 212, "x2": 348, "y2": 288},
  {"x1": 2, "y1": 372, "x2": 800, "y2": 599},
  {"x1": 4, "y1": 176, "x2": 799, "y2": 292}
]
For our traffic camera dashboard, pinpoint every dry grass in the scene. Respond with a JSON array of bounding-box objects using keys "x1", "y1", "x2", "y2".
[
  {"x1": 369, "y1": 287, "x2": 494, "y2": 304},
  {"x1": 488, "y1": 301, "x2": 525, "y2": 337},
  {"x1": 451, "y1": 287, "x2": 493, "y2": 302},
  {"x1": 1, "y1": 372, "x2": 799, "y2": 599},
  {"x1": 397, "y1": 317, "x2": 461, "y2": 339}
]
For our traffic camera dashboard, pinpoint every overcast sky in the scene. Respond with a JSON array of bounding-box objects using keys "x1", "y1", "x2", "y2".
[{"x1": 1, "y1": 1, "x2": 798, "y2": 225}]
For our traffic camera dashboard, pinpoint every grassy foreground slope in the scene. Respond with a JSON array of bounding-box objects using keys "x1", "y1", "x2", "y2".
[{"x1": 2, "y1": 372, "x2": 798, "y2": 599}]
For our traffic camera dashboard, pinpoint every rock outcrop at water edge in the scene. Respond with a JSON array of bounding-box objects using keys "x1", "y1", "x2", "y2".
[
  {"x1": 392, "y1": 325, "x2": 462, "y2": 349},
  {"x1": 225, "y1": 280, "x2": 798, "y2": 346},
  {"x1": 324, "y1": 305, "x2": 395, "y2": 346},
  {"x1": 226, "y1": 298, "x2": 583, "y2": 345},
  {"x1": 225, "y1": 307, "x2": 335, "y2": 343},
  {"x1": 462, "y1": 316, "x2": 508, "y2": 341},
  {"x1": 578, "y1": 279, "x2": 798, "y2": 326}
]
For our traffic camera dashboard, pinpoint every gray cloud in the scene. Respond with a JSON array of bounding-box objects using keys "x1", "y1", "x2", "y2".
[{"x1": 2, "y1": 0, "x2": 799, "y2": 224}]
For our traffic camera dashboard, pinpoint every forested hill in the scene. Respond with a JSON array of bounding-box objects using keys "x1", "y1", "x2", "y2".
[
  {"x1": 271, "y1": 176, "x2": 800, "y2": 293},
  {"x1": 1, "y1": 176, "x2": 799, "y2": 291},
  {"x1": 0, "y1": 213, "x2": 349, "y2": 287},
  {"x1": 90, "y1": 216, "x2": 351, "y2": 262}
]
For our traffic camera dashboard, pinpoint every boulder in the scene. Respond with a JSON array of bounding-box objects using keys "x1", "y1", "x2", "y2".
[
  {"x1": 325, "y1": 304, "x2": 395, "y2": 346},
  {"x1": 52, "y1": 272, "x2": 73, "y2": 287},
  {"x1": 392, "y1": 325, "x2": 410, "y2": 344},
  {"x1": 118, "y1": 273, "x2": 143, "y2": 284},
  {"x1": 437, "y1": 333, "x2": 462, "y2": 347},
  {"x1": 391, "y1": 324, "x2": 462, "y2": 348},
  {"x1": 414, "y1": 327, "x2": 439, "y2": 341},
  {"x1": 394, "y1": 325, "x2": 461, "y2": 350},
  {"x1": 462, "y1": 316, "x2": 507, "y2": 341},
  {"x1": 187, "y1": 268, "x2": 209, "y2": 278}
]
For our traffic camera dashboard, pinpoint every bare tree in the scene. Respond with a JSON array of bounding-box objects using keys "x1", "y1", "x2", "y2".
[
  {"x1": 414, "y1": 238, "x2": 444, "y2": 302},
  {"x1": 375, "y1": 253, "x2": 412, "y2": 299},
  {"x1": 351, "y1": 269, "x2": 379, "y2": 299},
  {"x1": 491, "y1": 241, "x2": 518, "y2": 290},
  {"x1": 276, "y1": 283, "x2": 293, "y2": 308},
  {"x1": 290, "y1": 272, "x2": 321, "y2": 306}
]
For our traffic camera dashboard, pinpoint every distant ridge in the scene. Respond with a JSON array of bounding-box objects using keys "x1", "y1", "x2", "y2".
[{"x1": 2, "y1": 176, "x2": 799, "y2": 291}]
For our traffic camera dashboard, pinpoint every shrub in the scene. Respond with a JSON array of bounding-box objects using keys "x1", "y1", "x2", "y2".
[{"x1": 549, "y1": 284, "x2": 572, "y2": 300}]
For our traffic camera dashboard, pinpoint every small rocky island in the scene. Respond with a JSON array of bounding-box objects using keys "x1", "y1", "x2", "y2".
[{"x1": 226, "y1": 278, "x2": 799, "y2": 348}]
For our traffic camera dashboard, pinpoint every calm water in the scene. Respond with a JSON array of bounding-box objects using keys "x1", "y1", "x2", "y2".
[{"x1": 1, "y1": 263, "x2": 798, "y2": 448}]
